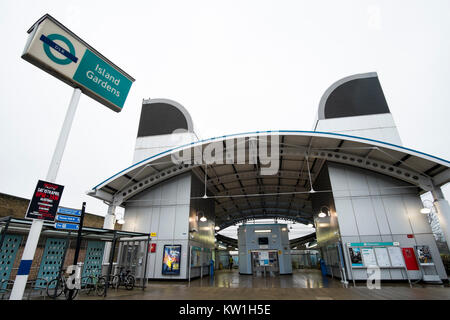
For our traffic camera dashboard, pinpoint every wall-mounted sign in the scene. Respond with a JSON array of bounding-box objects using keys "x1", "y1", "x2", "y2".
[
  {"x1": 55, "y1": 214, "x2": 80, "y2": 224},
  {"x1": 55, "y1": 222, "x2": 79, "y2": 231},
  {"x1": 150, "y1": 232, "x2": 157, "y2": 237},
  {"x1": 25, "y1": 180, "x2": 64, "y2": 221},
  {"x1": 22, "y1": 14, "x2": 135, "y2": 112},
  {"x1": 361, "y1": 248, "x2": 377, "y2": 267},
  {"x1": 57, "y1": 207, "x2": 81, "y2": 216}
]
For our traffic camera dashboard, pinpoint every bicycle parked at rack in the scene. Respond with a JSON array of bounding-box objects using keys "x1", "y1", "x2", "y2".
[
  {"x1": 80, "y1": 269, "x2": 106, "y2": 296},
  {"x1": 110, "y1": 267, "x2": 135, "y2": 290},
  {"x1": 46, "y1": 270, "x2": 79, "y2": 299}
]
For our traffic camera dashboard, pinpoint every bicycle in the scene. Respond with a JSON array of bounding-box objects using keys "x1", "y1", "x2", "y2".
[
  {"x1": 46, "y1": 270, "x2": 79, "y2": 299},
  {"x1": 111, "y1": 267, "x2": 135, "y2": 290},
  {"x1": 80, "y1": 269, "x2": 106, "y2": 296}
]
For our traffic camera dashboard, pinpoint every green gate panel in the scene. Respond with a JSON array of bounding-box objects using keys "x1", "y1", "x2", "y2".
[
  {"x1": 0, "y1": 234, "x2": 23, "y2": 289},
  {"x1": 82, "y1": 241, "x2": 105, "y2": 278},
  {"x1": 36, "y1": 238, "x2": 67, "y2": 288}
]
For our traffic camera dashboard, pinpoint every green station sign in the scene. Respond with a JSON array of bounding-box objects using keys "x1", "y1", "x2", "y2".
[{"x1": 22, "y1": 14, "x2": 134, "y2": 112}]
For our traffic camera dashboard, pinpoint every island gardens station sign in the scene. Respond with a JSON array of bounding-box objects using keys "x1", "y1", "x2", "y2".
[{"x1": 22, "y1": 14, "x2": 135, "y2": 112}]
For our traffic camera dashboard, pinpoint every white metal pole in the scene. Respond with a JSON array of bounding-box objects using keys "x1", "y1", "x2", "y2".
[{"x1": 10, "y1": 88, "x2": 82, "y2": 300}]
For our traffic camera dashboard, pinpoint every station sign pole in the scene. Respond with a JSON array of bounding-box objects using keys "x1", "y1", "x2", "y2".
[
  {"x1": 67, "y1": 202, "x2": 85, "y2": 301},
  {"x1": 9, "y1": 88, "x2": 81, "y2": 300}
]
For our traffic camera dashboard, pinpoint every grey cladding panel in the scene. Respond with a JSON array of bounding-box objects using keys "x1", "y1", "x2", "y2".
[
  {"x1": 324, "y1": 77, "x2": 390, "y2": 119},
  {"x1": 137, "y1": 103, "x2": 188, "y2": 137}
]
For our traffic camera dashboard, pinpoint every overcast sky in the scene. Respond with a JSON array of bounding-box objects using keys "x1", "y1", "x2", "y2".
[{"x1": 0, "y1": 0, "x2": 449, "y2": 217}]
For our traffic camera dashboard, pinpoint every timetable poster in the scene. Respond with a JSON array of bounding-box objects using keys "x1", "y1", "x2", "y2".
[
  {"x1": 362, "y1": 248, "x2": 377, "y2": 267},
  {"x1": 374, "y1": 247, "x2": 391, "y2": 267},
  {"x1": 349, "y1": 247, "x2": 363, "y2": 266},
  {"x1": 388, "y1": 246, "x2": 405, "y2": 267}
]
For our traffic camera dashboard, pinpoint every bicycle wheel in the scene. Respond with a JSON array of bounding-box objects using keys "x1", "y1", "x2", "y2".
[
  {"x1": 47, "y1": 278, "x2": 64, "y2": 299},
  {"x1": 81, "y1": 276, "x2": 93, "y2": 295},
  {"x1": 95, "y1": 277, "x2": 106, "y2": 296},
  {"x1": 64, "y1": 287, "x2": 79, "y2": 300},
  {"x1": 125, "y1": 275, "x2": 135, "y2": 290}
]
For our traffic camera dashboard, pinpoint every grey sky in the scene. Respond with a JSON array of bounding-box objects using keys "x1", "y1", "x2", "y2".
[{"x1": 0, "y1": 0, "x2": 449, "y2": 216}]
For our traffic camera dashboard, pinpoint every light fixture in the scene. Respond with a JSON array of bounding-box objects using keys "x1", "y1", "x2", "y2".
[
  {"x1": 215, "y1": 226, "x2": 220, "y2": 231},
  {"x1": 254, "y1": 229, "x2": 272, "y2": 233},
  {"x1": 318, "y1": 206, "x2": 330, "y2": 218},
  {"x1": 307, "y1": 223, "x2": 313, "y2": 228},
  {"x1": 117, "y1": 218, "x2": 125, "y2": 225},
  {"x1": 420, "y1": 199, "x2": 435, "y2": 215},
  {"x1": 199, "y1": 211, "x2": 207, "y2": 222}
]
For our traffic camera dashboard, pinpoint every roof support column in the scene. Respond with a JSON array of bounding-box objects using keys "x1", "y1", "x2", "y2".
[
  {"x1": 102, "y1": 204, "x2": 116, "y2": 266},
  {"x1": 431, "y1": 187, "x2": 450, "y2": 250}
]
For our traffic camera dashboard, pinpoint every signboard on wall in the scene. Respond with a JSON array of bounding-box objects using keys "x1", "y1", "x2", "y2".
[
  {"x1": 22, "y1": 14, "x2": 134, "y2": 112},
  {"x1": 162, "y1": 245, "x2": 181, "y2": 275},
  {"x1": 361, "y1": 248, "x2": 377, "y2": 267},
  {"x1": 388, "y1": 246, "x2": 404, "y2": 267},
  {"x1": 25, "y1": 180, "x2": 64, "y2": 221},
  {"x1": 374, "y1": 247, "x2": 391, "y2": 267}
]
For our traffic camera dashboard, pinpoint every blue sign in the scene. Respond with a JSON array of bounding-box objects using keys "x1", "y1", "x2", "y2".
[
  {"x1": 56, "y1": 215, "x2": 80, "y2": 224},
  {"x1": 55, "y1": 222, "x2": 79, "y2": 231},
  {"x1": 57, "y1": 207, "x2": 81, "y2": 216}
]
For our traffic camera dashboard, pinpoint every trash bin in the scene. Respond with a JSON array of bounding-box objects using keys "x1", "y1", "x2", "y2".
[{"x1": 319, "y1": 259, "x2": 327, "y2": 277}]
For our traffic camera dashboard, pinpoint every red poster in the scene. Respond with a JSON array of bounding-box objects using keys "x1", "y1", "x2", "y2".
[{"x1": 402, "y1": 247, "x2": 419, "y2": 270}]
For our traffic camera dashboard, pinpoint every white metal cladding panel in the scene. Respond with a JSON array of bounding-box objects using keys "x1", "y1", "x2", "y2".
[
  {"x1": 328, "y1": 165, "x2": 350, "y2": 198},
  {"x1": 174, "y1": 204, "x2": 190, "y2": 239},
  {"x1": 158, "y1": 206, "x2": 176, "y2": 239},
  {"x1": 333, "y1": 198, "x2": 359, "y2": 236},
  {"x1": 149, "y1": 206, "x2": 160, "y2": 236},
  {"x1": 371, "y1": 197, "x2": 392, "y2": 234},
  {"x1": 382, "y1": 196, "x2": 414, "y2": 234},
  {"x1": 366, "y1": 173, "x2": 382, "y2": 196},
  {"x1": 413, "y1": 233, "x2": 448, "y2": 279},
  {"x1": 351, "y1": 197, "x2": 380, "y2": 236},
  {"x1": 123, "y1": 207, "x2": 137, "y2": 232},
  {"x1": 402, "y1": 194, "x2": 432, "y2": 235},
  {"x1": 346, "y1": 169, "x2": 370, "y2": 197}
]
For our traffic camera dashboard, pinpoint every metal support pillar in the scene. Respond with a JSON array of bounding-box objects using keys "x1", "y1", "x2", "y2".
[
  {"x1": 105, "y1": 231, "x2": 118, "y2": 297},
  {"x1": 10, "y1": 88, "x2": 81, "y2": 300}
]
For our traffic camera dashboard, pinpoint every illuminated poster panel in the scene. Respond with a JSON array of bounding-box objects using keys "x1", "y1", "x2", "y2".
[{"x1": 162, "y1": 245, "x2": 181, "y2": 275}]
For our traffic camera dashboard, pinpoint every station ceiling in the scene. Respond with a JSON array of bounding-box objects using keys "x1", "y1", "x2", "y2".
[{"x1": 88, "y1": 131, "x2": 450, "y2": 231}]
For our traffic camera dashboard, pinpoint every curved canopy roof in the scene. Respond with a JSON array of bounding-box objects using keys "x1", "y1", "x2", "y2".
[{"x1": 88, "y1": 130, "x2": 450, "y2": 229}]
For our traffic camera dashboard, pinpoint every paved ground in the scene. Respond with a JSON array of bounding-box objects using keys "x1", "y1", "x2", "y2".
[{"x1": 76, "y1": 269, "x2": 450, "y2": 300}]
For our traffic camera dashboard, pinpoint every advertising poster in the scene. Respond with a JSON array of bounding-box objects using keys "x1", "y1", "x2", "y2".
[
  {"x1": 25, "y1": 180, "x2": 64, "y2": 221},
  {"x1": 362, "y1": 248, "x2": 377, "y2": 267},
  {"x1": 374, "y1": 247, "x2": 391, "y2": 267},
  {"x1": 162, "y1": 245, "x2": 181, "y2": 275},
  {"x1": 349, "y1": 247, "x2": 363, "y2": 266},
  {"x1": 259, "y1": 251, "x2": 269, "y2": 266},
  {"x1": 388, "y1": 247, "x2": 404, "y2": 267},
  {"x1": 416, "y1": 245, "x2": 434, "y2": 265}
]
